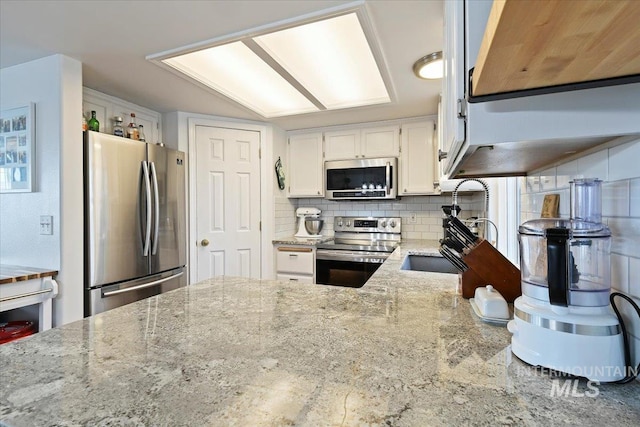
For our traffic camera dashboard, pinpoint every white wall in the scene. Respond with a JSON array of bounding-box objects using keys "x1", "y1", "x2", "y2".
[
  {"x1": 273, "y1": 128, "x2": 296, "y2": 240},
  {"x1": 0, "y1": 54, "x2": 84, "y2": 326},
  {"x1": 522, "y1": 138, "x2": 640, "y2": 371}
]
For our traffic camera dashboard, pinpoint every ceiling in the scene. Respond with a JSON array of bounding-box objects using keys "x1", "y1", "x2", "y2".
[{"x1": 0, "y1": 0, "x2": 443, "y2": 131}]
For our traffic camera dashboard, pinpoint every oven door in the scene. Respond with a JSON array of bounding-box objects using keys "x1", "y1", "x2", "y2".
[{"x1": 316, "y1": 250, "x2": 388, "y2": 288}]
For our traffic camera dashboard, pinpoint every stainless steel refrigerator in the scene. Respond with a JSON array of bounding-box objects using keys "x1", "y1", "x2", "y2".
[{"x1": 84, "y1": 130, "x2": 186, "y2": 316}]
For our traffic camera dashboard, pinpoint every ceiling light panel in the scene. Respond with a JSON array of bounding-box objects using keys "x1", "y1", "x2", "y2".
[
  {"x1": 163, "y1": 42, "x2": 318, "y2": 118},
  {"x1": 254, "y1": 13, "x2": 390, "y2": 110}
]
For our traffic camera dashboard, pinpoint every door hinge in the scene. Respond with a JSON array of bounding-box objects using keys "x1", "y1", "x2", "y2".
[
  {"x1": 433, "y1": 123, "x2": 437, "y2": 131},
  {"x1": 259, "y1": 147, "x2": 261, "y2": 159},
  {"x1": 259, "y1": 221, "x2": 262, "y2": 231},
  {"x1": 457, "y1": 98, "x2": 467, "y2": 119}
]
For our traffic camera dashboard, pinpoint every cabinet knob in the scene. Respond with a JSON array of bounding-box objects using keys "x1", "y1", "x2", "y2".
[
  {"x1": 200, "y1": 239, "x2": 210, "y2": 247},
  {"x1": 317, "y1": 191, "x2": 321, "y2": 195}
]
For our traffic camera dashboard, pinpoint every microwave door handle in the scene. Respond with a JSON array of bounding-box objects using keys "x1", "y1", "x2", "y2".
[{"x1": 385, "y1": 161, "x2": 391, "y2": 195}]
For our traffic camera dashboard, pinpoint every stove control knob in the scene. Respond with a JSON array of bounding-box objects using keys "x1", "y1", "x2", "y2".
[
  {"x1": 380, "y1": 220, "x2": 387, "y2": 228},
  {"x1": 337, "y1": 220, "x2": 343, "y2": 228},
  {"x1": 389, "y1": 220, "x2": 397, "y2": 228},
  {"x1": 346, "y1": 220, "x2": 351, "y2": 227}
]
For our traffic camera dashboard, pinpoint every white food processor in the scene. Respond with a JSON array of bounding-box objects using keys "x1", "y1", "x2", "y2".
[
  {"x1": 508, "y1": 179, "x2": 626, "y2": 382},
  {"x1": 295, "y1": 207, "x2": 323, "y2": 238}
]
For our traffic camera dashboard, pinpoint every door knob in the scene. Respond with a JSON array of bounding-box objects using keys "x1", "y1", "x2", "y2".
[{"x1": 200, "y1": 239, "x2": 210, "y2": 247}]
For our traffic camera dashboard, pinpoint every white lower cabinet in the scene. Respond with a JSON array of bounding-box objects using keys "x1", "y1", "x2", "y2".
[
  {"x1": 276, "y1": 273, "x2": 314, "y2": 284},
  {"x1": 275, "y1": 246, "x2": 315, "y2": 283}
]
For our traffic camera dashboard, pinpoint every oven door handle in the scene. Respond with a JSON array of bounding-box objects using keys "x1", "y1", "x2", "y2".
[
  {"x1": 385, "y1": 161, "x2": 391, "y2": 195},
  {"x1": 316, "y1": 250, "x2": 389, "y2": 264}
]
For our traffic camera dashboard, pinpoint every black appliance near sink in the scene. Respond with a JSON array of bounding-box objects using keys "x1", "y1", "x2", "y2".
[{"x1": 316, "y1": 216, "x2": 401, "y2": 288}]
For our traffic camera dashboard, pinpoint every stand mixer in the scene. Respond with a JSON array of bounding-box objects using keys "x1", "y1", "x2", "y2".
[
  {"x1": 295, "y1": 207, "x2": 323, "y2": 238},
  {"x1": 508, "y1": 179, "x2": 625, "y2": 382}
]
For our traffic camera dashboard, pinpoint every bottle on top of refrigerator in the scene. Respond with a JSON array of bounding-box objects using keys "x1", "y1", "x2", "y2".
[
  {"x1": 82, "y1": 112, "x2": 88, "y2": 131},
  {"x1": 88, "y1": 111, "x2": 100, "y2": 132},
  {"x1": 113, "y1": 116, "x2": 124, "y2": 137},
  {"x1": 138, "y1": 124, "x2": 146, "y2": 142},
  {"x1": 126, "y1": 113, "x2": 139, "y2": 140}
]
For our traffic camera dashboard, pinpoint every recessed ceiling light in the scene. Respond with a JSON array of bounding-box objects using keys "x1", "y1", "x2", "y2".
[
  {"x1": 155, "y1": 11, "x2": 390, "y2": 118},
  {"x1": 413, "y1": 51, "x2": 443, "y2": 79},
  {"x1": 163, "y1": 42, "x2": 318, "y2": 118},
  {"x1": 254, "y1": 13, "x2": 390, "y2": 110}
]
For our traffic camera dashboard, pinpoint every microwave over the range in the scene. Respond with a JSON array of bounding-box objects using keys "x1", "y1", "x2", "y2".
[{"x1": 325, "y1": 157, "x2": 397, "y2": 200}]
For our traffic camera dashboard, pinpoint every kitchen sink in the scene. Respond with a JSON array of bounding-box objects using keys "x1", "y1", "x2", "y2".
[{"x1": 400, "y1": 254, "x2": 459, "y2": 274}]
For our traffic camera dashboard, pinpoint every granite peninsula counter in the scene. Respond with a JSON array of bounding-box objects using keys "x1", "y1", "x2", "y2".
[{"x1": 1, "y1": 241, "x2": 639, "y2": 426}]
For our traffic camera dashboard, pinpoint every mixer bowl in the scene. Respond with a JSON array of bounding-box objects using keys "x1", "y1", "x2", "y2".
[{"x1": 305, "y1": 219, "x2": 324, "y2": 235}]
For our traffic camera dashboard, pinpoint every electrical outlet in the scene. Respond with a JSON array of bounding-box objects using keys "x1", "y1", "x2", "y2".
[
  {"x1": 409, "y1": 212, "x2": 417, "y2": 224},
  {"x1": 40, "y1": 215, "x2": 53, "y2": 235}
]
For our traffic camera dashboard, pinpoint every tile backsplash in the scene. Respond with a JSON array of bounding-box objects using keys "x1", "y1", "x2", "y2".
[
  {"x1": 281, "y1": 194, "x2": 483, "y2": 241},
  {"x1": 521, "y1": 137, "x2": 640, "y2": 372}
]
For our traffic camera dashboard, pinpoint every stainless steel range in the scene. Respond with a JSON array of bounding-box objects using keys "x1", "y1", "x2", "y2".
[{"x1": 316, "y1": 216, "x2": 401, "y2": 288}]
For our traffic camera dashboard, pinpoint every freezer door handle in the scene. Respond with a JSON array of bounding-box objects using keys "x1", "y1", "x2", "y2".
[
  {"x1": 150, "y1": 161, "x2": 160, "y2": 255},
  {"x1": 141, "y1": 161, "x2": 152, "y2": 256},
  {"x1": 102, "y1": 271, "x2": 184, "y2": 297}
]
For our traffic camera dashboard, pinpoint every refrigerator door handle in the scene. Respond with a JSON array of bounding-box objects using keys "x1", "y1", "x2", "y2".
[
  {"x1": 150, "y1": 161, "x2": 160, "y2": 255},
  {"x1": 141, "y1": 161, "x2": 152, "y2": 256},
  {"x1": 102, "y1": 271, "x2": 184, "y2": 297}
]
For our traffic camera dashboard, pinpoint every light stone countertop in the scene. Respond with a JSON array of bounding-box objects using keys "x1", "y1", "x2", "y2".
[
  {"x1": 272, "y1": 236, "x2": 334, "y2": 246},
  {"x1": 1, "y1": 240, "x2": 639, "y2": 426}
]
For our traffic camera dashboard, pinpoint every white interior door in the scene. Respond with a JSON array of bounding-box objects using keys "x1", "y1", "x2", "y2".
[{"x1": 195, "y1": 125, "x2": 261, "y2": 281}]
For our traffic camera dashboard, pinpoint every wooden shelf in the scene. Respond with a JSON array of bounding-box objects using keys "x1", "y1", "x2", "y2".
[{"x1": 472, "y1": 0, "x2": 640, "y2": 97}]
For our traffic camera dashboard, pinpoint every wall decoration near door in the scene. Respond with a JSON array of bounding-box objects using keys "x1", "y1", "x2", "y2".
[
  {"x1": 0, "y1": 103, "x2": 35, "y2": 193},
  {"x1": 275, "y1": 156, "x2": 285, "y2": 190}
]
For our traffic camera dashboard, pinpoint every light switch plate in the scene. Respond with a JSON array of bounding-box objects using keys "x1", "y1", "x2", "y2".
[
  {"x1": 40, "y1": 215, "x2": 53, "y2": 235},
  {"x1": 409, "y1": 212, "x2": 417, "y2": 224}
]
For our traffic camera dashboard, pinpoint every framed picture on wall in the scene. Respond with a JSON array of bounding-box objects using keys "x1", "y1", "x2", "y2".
[{"x1": 0, "y1": 103, "x2": 35, "y2": 193}]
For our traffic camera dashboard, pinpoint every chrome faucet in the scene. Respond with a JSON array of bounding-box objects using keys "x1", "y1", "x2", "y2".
[{"x1": 451, "y1": 178, "x2": 497, "y2": 244}]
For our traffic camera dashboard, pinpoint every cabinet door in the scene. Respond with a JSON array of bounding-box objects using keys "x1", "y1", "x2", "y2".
[
  {"x1": 324, "y1": 129, "x2": 360, "y2": 160},
  {"x1": 276, "y1": 273, "x2": 313, "y2": 284},
  {"x1": 399, "y1": 121, "x2": 438, "y2": 195},
  {"x1": 276, "y1": 248, "x2": 314, "y2": 274},
  {"x1": 361, "y1": 125, "x2": 400, "y2": 158},
  {"x1": 287, "y1": 133, "x2": 324, "y2": 197},
  {"x1": 83, "y1": 87, "x2": 163, "y2": 144},
  {"x1": 442, "y1": 0, "x2": 466, "y2": 176}
]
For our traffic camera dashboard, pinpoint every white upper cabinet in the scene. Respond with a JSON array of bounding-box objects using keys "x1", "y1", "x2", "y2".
[
  {"x1": 399, "y1": 120, "x2": 438, "y2": 195},
  {"x1": 360, "y1": 125, "x2": 400, "y2": 158},
  {"x1": 287, "y1": 132, "x2": 324, "y2": 198},
  {"x1": 324, "y1": 125, "x2": 399, "y2": 160},
  {"x1": 442, "y1": 0, "x2": 640, "y2": 179},
  {"x1": 83, "y1": 87, "x2": 162, "y2": 144},
  {"x1": 324, "y1": 129, "x2": 360, "y2": 160}
]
